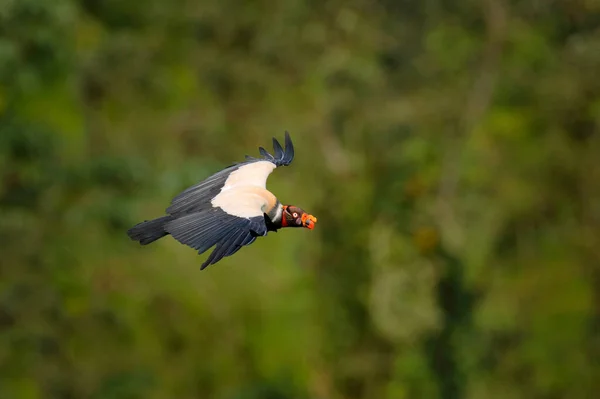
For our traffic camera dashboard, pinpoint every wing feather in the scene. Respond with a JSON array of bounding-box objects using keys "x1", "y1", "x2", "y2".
[
  {"x1": 272, "y1": 137, "x2": 284, "y2": 160},
  {"x1": 266, "y1": 131, "x2": 294, "y2": 167},
  {"x1": 201, "y1": 229, "x2": 246, "y2": 269},
  {"x1": 165, "y1": 209, "x2": 233, "y2": 252},
  {"x1": 167, "y1": 165, "x2": 240, "y2": 215},
  {"x1": 282, "y1": 131, "x2": 294, "y2": 164},
  {"x1": 164, "y1": 207, "x2": 268, "y2": 269},
  {"x1": 259, "y1": 147, "x2": 273, "y2": 161}
]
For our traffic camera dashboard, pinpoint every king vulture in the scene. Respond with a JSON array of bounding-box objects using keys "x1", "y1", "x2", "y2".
[{"x1": 127, "y1": 131, "x2": 317, "y2": 270}]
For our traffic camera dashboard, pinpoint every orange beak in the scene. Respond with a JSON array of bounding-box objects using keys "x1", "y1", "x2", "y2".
[{"x1": 301, "y1": 214, "x2": 318, "y2": 230}]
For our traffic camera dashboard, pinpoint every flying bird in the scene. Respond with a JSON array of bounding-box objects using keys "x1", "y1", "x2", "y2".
[{"x1": 127, "y1": 131, "x2": 317, "y2": 269}]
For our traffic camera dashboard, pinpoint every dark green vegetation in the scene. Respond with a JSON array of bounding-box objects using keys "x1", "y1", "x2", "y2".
[{"x1": 1, "y1": 1, "x2": 599, "y2": 398}]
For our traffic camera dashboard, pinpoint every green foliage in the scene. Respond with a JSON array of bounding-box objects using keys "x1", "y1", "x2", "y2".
[{"x1": 1, "y1": 0, "x2": 599, "y2": 398}]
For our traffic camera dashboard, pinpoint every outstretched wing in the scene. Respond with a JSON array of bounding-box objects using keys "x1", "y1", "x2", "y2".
[
  {"x1": 243, "y1": 130, "x2": 295, "y2": 167},
  {"x1": 166, "y1": 131, "x2": 295, "y2": 216},
  {"x1": 164, "y1": 207, "x2": 268, "y2": 270}
]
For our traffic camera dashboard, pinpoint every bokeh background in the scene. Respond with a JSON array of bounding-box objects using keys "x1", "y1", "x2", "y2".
[{"x1": 1, "y1": 0, "x2": 600, "y2": 398}]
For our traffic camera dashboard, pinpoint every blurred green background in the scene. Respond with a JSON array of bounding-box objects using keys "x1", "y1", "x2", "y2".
[{"x1": 1, "y1": 0, "x2": 599, "y2": 398}]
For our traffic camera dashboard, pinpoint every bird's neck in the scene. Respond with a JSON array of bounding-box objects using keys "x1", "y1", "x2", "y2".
[{"x1": 265, "y1": 201, "x2": 284, "y2": 231}]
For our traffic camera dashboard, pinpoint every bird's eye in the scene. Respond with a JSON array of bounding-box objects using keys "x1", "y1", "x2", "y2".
[{"x1": 292, "y1": 212, "x2": 298, "y2": 218}]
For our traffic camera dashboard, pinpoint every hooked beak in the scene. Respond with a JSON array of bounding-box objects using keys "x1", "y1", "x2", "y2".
[{"x1": 302, "y1": 214, "x2": 318, "y2": 230}]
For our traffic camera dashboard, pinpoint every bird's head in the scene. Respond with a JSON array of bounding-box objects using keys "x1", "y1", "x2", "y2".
[{"x1": 281, "y1": 205, "x2": 317, "y2": 230}]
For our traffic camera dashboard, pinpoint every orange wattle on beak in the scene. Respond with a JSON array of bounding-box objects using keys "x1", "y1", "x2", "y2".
[{"x1": 302, "y1": 214, "x2": 318, "y2": 230}]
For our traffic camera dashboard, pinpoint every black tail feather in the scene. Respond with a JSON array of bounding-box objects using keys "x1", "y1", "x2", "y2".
[{"x1": 127, "y1": 215, "x2": 173, "y2": 245}]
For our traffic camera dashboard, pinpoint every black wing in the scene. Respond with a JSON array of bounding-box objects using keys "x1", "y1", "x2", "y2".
[
  {"x1": 166, "y1": 131, "x2": 294, "y2": 216},
  {"x1": 244, "y1": 130, "x2": 294, "y2": 166},
  {"x1": 164, "y1": 207, "x2": 268, "y2": 270},
  {"x1": 166, "y1": 164, "x2": 241, "y2": 216}
]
